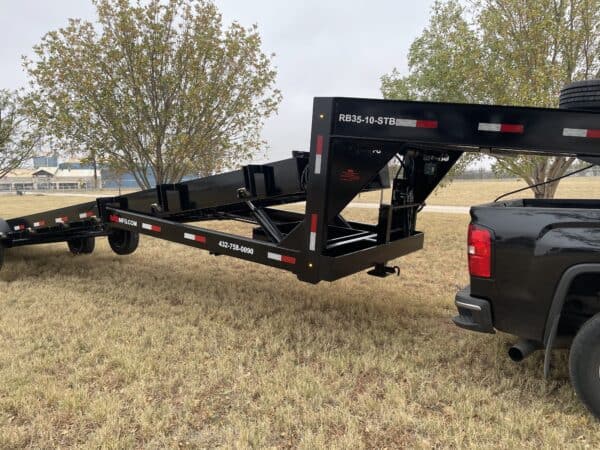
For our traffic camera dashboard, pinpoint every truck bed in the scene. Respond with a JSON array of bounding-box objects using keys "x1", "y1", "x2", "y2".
[{"x1": 464, "y1": 198, "x2": 600, "y2": 342}]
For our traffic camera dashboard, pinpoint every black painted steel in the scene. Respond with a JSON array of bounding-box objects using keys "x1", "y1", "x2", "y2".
[{"x1": 1, "y1": 97, "x2": 598, "y2": 282}]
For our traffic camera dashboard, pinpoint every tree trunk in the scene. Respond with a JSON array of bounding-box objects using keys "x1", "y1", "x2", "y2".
[
  {"x1": 92, "y1": 156, "x2": 98, "y2": 190},
  {"x1": 530, "y1": 158, "x2": 575, "y2": 199},
  {"x1": 496, "y1": 156, "x2": 575, "y2": 200}
]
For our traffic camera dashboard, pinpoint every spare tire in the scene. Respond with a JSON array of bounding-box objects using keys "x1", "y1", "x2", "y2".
[{"x1": 559, "y1": 79, "x2": 600, "y2": 111}]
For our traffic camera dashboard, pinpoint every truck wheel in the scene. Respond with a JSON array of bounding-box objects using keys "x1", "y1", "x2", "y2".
[
  {"x1": 569, "y1": 312, "x2": 600, "y2": 419},
  {"x1": 67, "y1": 236, "x2": 95, "y2": 255},
  {"x1": 560, "y1": 79, "x2": 600, "y2": 111},
  {"x1": 108, "y1": 229, "x2": 139, "y2": 255}
]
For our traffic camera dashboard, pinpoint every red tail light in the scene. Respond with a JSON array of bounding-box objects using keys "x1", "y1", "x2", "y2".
[{"x1": 468, "y1": 224, "x2": 491, "y2": 278}]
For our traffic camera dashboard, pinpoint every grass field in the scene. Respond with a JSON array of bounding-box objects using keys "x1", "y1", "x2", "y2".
[
  {"x1": 357, "y1": 175, "x2": 600, "y2": 206},
  {"x1": 1, "y1": 182, "x2": 599, "y2": 447}
]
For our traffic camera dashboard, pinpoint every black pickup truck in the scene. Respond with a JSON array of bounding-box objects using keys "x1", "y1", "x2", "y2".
[
  {"x1": 454, "y1": 199, "x2": 600, "y2": 417},
  {"x1": 454, "y1": 79, "x2": 600, "y2": 418}
]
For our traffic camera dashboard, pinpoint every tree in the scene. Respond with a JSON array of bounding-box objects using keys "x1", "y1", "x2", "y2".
[
  {"x1": 0, "y1": 90, "x2": 38, "y2": 179},
  {"x1": 102, "y1": 162, "x2": 129, "y2": 195},
  {"x1": 25, "y1": 0, "x2": 281, "y2": 189},
  {"x1": 382, "y1": 0, "x2": 600, "y2": 198}
]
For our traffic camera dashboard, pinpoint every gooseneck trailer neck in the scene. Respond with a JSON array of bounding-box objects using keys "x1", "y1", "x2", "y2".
[{"x1": 1, "y1": 97, "x2": 599, "y2": 282}]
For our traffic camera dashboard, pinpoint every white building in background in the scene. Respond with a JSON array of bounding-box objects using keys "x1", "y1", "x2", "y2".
[{"x1": 0, "y1": 165, "x2": 100, "y2": 191}]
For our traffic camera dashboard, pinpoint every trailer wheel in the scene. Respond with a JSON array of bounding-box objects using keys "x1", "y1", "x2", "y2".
[
  {"x1": 560, "y1": 80, "x2": 600, "y2": 111},
  {"x1": 67, "y1": 236, "x2": 95, "y2": 255},
  {"x1": 569, "y1": 312, "x2": 600, "y2": 419},
  {"x1": 108, "y1": 229, "x2": 139, "y2": 255}
]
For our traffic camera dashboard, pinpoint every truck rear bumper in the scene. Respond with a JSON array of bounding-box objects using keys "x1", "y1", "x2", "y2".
[{"x1": 453, "y1": 286, "x2": 495, "y2": 333}]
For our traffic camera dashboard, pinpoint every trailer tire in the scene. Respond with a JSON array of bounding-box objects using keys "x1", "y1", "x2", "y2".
[
  {"x1": 569, "y1": 312, "x2": 600, "y2": 419},
  {"x1": 108, "y1": 230, "x2": 139, "y2": 255},
  {"x1": 67, "y1": 236, "x2": 95, "y2": 255},
  {"x1": 560, "y1": 80, "x2": 600, "y2": 111}
]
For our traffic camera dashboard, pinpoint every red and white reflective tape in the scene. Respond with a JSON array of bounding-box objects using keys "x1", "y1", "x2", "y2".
[
  {"x1": 79, "y1": 211, "x2": 95, "y2": 219},
  {"x1": 55, "y1": 216, "x2": 68, "y2": 224},
  {"x1": 563, "y1": 128, "x2": 600, "y2": 139},
  {"x1": 183, "y1": 232, "x2": 206, "y2": 244},
  {"x1": 141, "y1": 223, "x2": 161, "y2": 233},
  {"x1": 478, "y1": 122, "x2": 524, "y2": 134},
  {"x1": 13, "y1": 224, "x2": 25, "y2": 231},
  {"x1": 267, "y1": 252, "x2": 296, "y2": 265},
  {"x1": 309, "y1": 213, "x2": 318, "y2": 251},
  {"x1": 33, "y1": 220, "x2": 46, "y2": 228},
  {"x1": 314, "y1": 134, "x2": 324, "y2": 175},
  {"x1": 396, "y1": 119, "x2": 438, "y2": 129}
]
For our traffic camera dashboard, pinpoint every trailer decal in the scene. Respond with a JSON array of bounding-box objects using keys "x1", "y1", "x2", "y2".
[
  {"x1": 183, "y1": 232, "x2": 206, "y2": 244},
  {"x1": 340, "y1": 169, "x2": 361, "y2": 182},
  {"x1": 309, "y1": 214, "x2": 318, "y2": 251},
  {"x1": 218, "y1": 240, "x2": 254, "y2": 255},
  {"x1": 315, "y1": 135, "x2": 323, "y2": 174},
  {"x1": 267, "y1": 252, "x2": 296, "y2": 265},
  {"x1": 563, "y1": 128, "x2": 600, "y2": 139},
  {"x1": 141, "y1": 223, "x2": 161, "y2": 233},
  {"x1": 108, "y1": 215, "x2": 138, "y2": 227},
  {"x1": 338, "y1": 114, "x2": 438, "y2": 129},
  {"x1": 478, "y1": 122, "x2": 524, "y2": 134}
]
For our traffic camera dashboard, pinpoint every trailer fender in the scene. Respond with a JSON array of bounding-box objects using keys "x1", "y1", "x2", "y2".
[{"x1": 543, "y1": 264, "x2": 600, "y2": 378}]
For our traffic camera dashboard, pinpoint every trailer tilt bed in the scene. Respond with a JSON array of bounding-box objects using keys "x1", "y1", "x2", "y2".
[{"x1": 1, "y1": 97, "x2": 599, "y2": 283}]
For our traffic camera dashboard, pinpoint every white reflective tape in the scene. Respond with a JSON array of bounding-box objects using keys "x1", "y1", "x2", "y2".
[
  {"x1": 478, "y1": 123, "x2": 502, "y2": 132},
  {"x1": 395, "y1": 119, "x2": 418, "y2": 128},
  {"x1": 314, "y1": 154, "x2": 322, "y2": 175},
  {"x1": 183, "y1": 232, "x2": 205, "y2": 243},
  {"x1": 267, "y1": 252, "x2": 282, "y2": 261},
  {"x1": 33, "y1": 222, "x2": 41, "y2": 228},
  {"x1": 309, "y1": 232, "x2": 316, "y2": 251},
  {"x1": 563, "y1": 128, "x2": 588, "y2": 138}
]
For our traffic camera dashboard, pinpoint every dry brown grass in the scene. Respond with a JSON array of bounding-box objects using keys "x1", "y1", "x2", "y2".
[
  {"x1": 0, "y1": 192, "x2": 599, "y2": 448},
  {"x1": 357, "y1": 175, "x2": 600, "y2": 206}
]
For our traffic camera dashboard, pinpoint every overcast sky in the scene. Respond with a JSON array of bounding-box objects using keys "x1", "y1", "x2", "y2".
[{"x1": 0, "y1": 0, "x2": 436, "y2": 161}]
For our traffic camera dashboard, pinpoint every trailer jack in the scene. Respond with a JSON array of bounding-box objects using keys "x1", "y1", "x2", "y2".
[{"x1": 367, "y1": 264, "x2": 400, "y2": 278}]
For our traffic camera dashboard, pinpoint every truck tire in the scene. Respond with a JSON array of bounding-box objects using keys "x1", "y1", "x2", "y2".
[
  {"x1": 559, "y1": 80, "x2": 600, "y2": 111},
  {"x1": 569, "y1": 312, "x2": 600, "y2": 419},
  {"x1": 67, "y1": 236, "x2": 95, "y2": 255},
  {"x1": 108, "y1": 229, "x2": 139, "y2": 255}
]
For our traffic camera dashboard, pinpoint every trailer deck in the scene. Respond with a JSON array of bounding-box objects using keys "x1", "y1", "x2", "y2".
[{"x1": 1, "y1": 97, "x2": 599, "y2": 283}]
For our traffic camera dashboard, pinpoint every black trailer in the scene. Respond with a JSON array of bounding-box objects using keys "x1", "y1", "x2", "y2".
[{"x1": 1, "y1": 97, "x2": 599, "y2": 282}]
